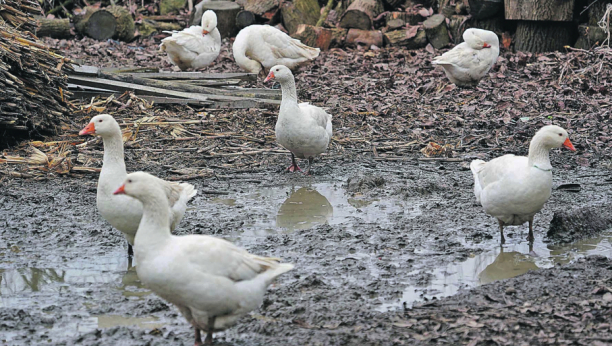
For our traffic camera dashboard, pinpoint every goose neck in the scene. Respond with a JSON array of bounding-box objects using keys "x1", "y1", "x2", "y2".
[
  {"x1": 101, "y1": 132, "x2": 126, "y2": 171},
  {"x1": 279, "y1": 77, "x2": 298, "y2": 103},
  {"x1": 527, "y1": 136, "x2": 551, "y2": 168},
  {"x1": 135, "y1": 193, "x2": 172, "y2": 249}
]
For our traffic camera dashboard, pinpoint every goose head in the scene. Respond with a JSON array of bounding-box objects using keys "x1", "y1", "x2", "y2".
[
  {"x1": 201, "y1": 10, "x2": 217, "y2": 35},
  {"x1": 113, "y1": 171, "x2": 164, "y2": 202},
  {"x1": 264, "y1": 65, "x2": 293, "y2": 83},
  {"x1": 79, "y1": 114, "x2": 120, "y2": 137},
  {"x1": 463, "y1": 28, "x2": 499, "y2": 50},
  {"x1": 533, "y1": 125, "x2": 576, "y2": 151}
]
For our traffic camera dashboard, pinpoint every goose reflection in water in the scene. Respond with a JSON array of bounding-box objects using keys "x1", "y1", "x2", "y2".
[
  {"x1": 276, "y1": 187, "x2": 333, "y2": 230},
  {"x1": 478, "y1": 244, "x2": 539, "y2": 285}
]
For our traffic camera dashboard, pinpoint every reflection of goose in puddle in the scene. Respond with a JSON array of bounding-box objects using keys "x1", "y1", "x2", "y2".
[
  {"x1": 478, "y1": 246, "x2": 539, "y2": 285},
  {"x1": 118, "y1": 264, "x2": 151, "y2": 298},
  {"x1": 276, "y1": 187, "x2": 333, "y2": 230}
]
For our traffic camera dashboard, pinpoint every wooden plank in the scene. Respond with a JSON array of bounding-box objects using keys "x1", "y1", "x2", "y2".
[
  {"x1": 68, "y1": 75, "x2": 280, "y2": 108},
  {"x1": 70, "y1": 65, "x2": 160, "y2": 75},
  {"x1": 505, "y1": 0, "x2": 574, "y2": 21},
  {"x1": 70, "y1": 90, "x2": 202, "y2": 105},
  {"x1": 70, "y1": 65, "x2": 257, "y2": 81}
]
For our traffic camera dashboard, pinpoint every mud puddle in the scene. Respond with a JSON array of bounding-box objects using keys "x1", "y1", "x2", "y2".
[
  {"x1": 378, "y1": 229, "x2": 612, "y2": 311},
  {"x1": 206, "y1": 182, "x2": 421, "y2": 238}
]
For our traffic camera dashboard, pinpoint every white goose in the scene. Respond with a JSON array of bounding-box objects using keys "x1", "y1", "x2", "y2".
[
  {"x1": 432, "y1": 28, "x2": 500, "y2": 86},
  {"x1": 160, "y1": 10, "x2": 221, "y2": 70},
  {"x1": 79, "y1": 114, "x2": 197, "y2": 255},
  {"x1": 470, "y1": 125, "x2": 576, "y2": 244},
  {"x1": 265, "y1": 65, "x2": 332, "y2": 174},
  {"x1": 113, "y1": 172, "x2": 294, "y2": 345},
  {"x1": 232, "y1": 25, "x2": 320, "y2": 75}
]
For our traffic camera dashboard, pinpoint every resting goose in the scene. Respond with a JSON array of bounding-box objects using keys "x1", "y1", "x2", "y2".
[
  {"x1": 265, "y1": 65, "x2": 332, "y2": 174},
  {"x1": 79, "y1": 114, "x2": 197, "y2": 256},
  {"x1": 113, "y1": 172, "x2": 294, "y2": 345},
  {"x1": 471, "y1": 125, "x2": 576, "y2": 244},
  {"x1": 233, "y1": 25, "x2": 320, "y2": 75},
  {"x1": 160, "y1": 10, "x2": 221, "y2": 70},
  {"x1": 432, "y1": 28, "x2": 499, "y2": 86}
]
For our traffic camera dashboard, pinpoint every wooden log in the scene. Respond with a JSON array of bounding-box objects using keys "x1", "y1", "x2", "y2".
[
  {"x1": 386, "y1": 18, "x2": 405, "y2": 31},
  {"x1": 345, "y1": 28, "x2": 383, "y2": 47},
  {"x1": 387, "y1": 11, "x2": 423, "y2": 26},
  {"x1": 339, "y1": 0, "x2": 385, "y2": 30},
  {"x1": 236, "y1": 10, "x2": 257, "y2": 28},
  {"x1": 136, "y1": 20, "x2": 182, "y2": 37},
  {"x1": 423, "y1": 14, "x2": 449, "y2": 49},
  {"x1": 514, "y1": 21, "x2": 575, "y2": 53},
  {"x1": 74, "y1": 6, "x2": 135, "y2": 41},
  {"x1": 467, "y1": 0, "x2": 502, "y2": 20},
  {"x1": 281, "y1": 0, "x2": 321, "y2": 34},
  {"x1": 505, "y1": 0, "x2": 574, "y2": 21},
  {"x1": 190, "y1": 1, "x2": 241, "y2": 38},
  {"x1": 447, "y1": 15, "x2": 467, "y2": 43},
  {"x1": 574, "y1": 24, "x2": 608, "y2": 49},
  {"x1": 36, "y1": 18, "x2": 73, "y2": 39},
  {"x1": 238, "y1": 0, "x2": 280, "y2": 19},
  {"x1": 160, "y1": 0, "x2": 186, "y2": 15},
  {"x1": 384, "y1": 26, "x2": 427, "y2": 48},
  {"x1": 291, "y1": 24, "x2": 333, "y2": 50}
]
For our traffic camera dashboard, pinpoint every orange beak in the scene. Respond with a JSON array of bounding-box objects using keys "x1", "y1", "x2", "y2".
[
  {"x1": 483, "y1": 42, "x2": 491, "y2": 48},
  {"x1": 202, "y1": 30, "x2": 209, "y2": 35},
  {"x1": 264, "y1": 72, "x2": 275, "y2": 83},
  {"x1": 563, "y1": 138, "x2": 576, "y2": 151},
  {"x1": 79, "y1": 122, "x2": 95, "y2": 136},
  {"x1": 113, "y1": 184, "x2": 126, "y2": 195}
]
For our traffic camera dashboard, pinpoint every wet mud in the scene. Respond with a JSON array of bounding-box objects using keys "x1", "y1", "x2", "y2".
[{"x1": 1, "y1": 160, "x2": 612, "y2": 345}]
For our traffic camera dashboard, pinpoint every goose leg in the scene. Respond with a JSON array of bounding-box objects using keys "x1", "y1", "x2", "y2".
[
  {"x1": 527, "y1": 218, "x2": 535, "y2": 242},
  {"x1": 498, "y1": 219, "x2": 505, "y2": 245},
  {"x1": 127, "y1": 243, "x2": 134, "y2": 257},
  {"x1": 304, "y1": 157, "x2": 314, "y2": 175},
  {"x1": 286, "y1": 153, "x2": 302, "y2": 172},
  {"x1": 204, "y1": 316, "x2": 215, "y2": 345},
  {"x1": 194, "y1": 328, "x2": 203, "y2": 346}
]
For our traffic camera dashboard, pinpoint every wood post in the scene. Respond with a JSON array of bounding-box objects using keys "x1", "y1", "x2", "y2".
[
  {"x1": 514, "y1": 21, "x2": 576, "y2": 53},
  {"x1": 339, "y1": 0, "x2": 384, "y2": 30}
]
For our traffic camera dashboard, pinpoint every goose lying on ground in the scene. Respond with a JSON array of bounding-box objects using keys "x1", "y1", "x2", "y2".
[
  {"x1": 160, "y1": 10, "x2": 221, "y2": 70},
  {"x1": 432, "y1": 28, "x2": 499, "y2": 86},
  {"x1": 113, "y1": 171, "x2": 294, "y2": 345},
  {"x1": 233, "y1": 25, "x2": 320, "y2": 75},
  {"x1": 79, "y1": 114, "x2": 197, "y2": 256},
  {"x1": 265, "y1": 65, "x2": 332, "y2": 174},
  {"x1": 470, "y1": 125, "x2": 576, "y2": 244}
]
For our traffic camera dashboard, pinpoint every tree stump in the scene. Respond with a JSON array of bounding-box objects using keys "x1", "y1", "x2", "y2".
[
  {"x1": 339, "y1": 0, "x2": 384, "y2": 30},
  {"x1": 345, "y1": 28, "x2": 383, "y2": 47},
  {"x1": 74, "y1": 6, "x2": 135, "y2": 41},
  {"x1": 468, "y1": 0, "x2": 503, "y2": 20},
  {"x1": 36, "y1": 18, "x2": 73, "y2": 38},
  {"x1": 384, "y1": 26, "x2": 427, "y2": 48},
  {"x1": 292, "y1": 24, "x2": 333, "y2": 49},
  {"x1": 505, "y1": 0, "x2": 574, "y2": 21},
  {"x1": 514, "y1": 21, "x2": 576, "y2": 53},
  {"x1": 387, "y1": 11, "x2": 423, "y2": 26},
  {"x1": 236, "y1": 10, "x2": 257, "y2": 29},
  {"x1": 423, "y1": 14, "x2": 449, "y2": 49},
  {"x1": 281, "y1": 0, "x2": 321, "y2": 34},
  {"x1": 574, "y1": 24, "x2": 608, "y2": 49},
  {"x1": 190, "y1": 1, "x2": 242, "y2": 38}
]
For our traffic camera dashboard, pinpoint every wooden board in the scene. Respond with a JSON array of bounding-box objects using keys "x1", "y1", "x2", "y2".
[
  {"x1": 505, "y1": 0, "x2": 574, "y2": 21},
  {"x1": 71, "y1": 65, "x2": 257, "y2": 81},
  {"x1": 68, "y1": 75, "x2": 281, "y2": 108}
]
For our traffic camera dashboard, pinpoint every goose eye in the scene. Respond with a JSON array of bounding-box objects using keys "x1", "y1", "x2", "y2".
[
  {"x1": 98, "y1": 120, "x2": 103, "y2": 123},
  {"x1": 558, "y1": 133, "x2": 562, "y2": 137},
  {"x1": 276, "y1": 68, "x2": 279, "y2": 71},
  {"x1": 127, "y1": 179, "x2": 133, "y2": 183}
]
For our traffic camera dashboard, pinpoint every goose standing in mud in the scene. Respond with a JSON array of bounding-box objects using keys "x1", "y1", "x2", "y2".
[
  {"x1": 113, "y1": 172, "x2": 294, "y2": 345},
  {"x1": 470, "y1": 125, "x2": 576, "y2": 244}
]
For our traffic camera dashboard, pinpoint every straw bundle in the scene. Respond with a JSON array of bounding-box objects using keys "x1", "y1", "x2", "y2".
[{"x1": 0, "y1": 0, "x2": 73, "y2": 137}]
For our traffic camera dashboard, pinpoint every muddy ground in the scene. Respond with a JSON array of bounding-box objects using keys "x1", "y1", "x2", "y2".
[{"x1": 2, "y1": 39, "x2": 612, "y2": 345}]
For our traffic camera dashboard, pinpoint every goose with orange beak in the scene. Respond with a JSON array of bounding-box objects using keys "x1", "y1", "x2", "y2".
[
  {"x1": 112, "y1": 171, "x2": 293, "y2": 346},
  {"x1": 265, "y1": 65, "x2": 332, "y2": 174},
  {"x1": 432, "y1": 28, "x2": 499, "y2": 86},
  {"x1": 79, "y1": 114, "x2": 197, "y2": 257},
  {"x1": 159, "y1": 10, "x2": 221, "y2": 71},
  {"x1": 471, "y1": 125, "x2": 576, "y2": 244}
]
